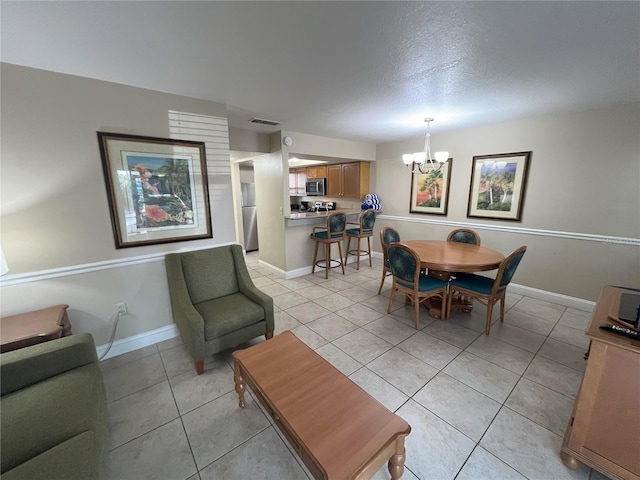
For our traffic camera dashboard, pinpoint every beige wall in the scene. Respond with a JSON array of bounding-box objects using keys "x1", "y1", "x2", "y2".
[
  {"x1": 253, "y1": 148, "x2": 288, "y2": 270},
  {"x1": 374, "y1": 103, "x2": 640, "y2": 301},
  {"x1": 281, "y1": 130, "x2": 376, "y2": 161},
  {"x1": 1, "y1": 62, "x2": 638, "y2": 354},
  {"x1": 0, "y1": 64, "x2": 237, "y2": 346}
]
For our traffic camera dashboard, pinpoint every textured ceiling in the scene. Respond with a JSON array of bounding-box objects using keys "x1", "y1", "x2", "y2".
[{"x1": 2, "y1": 1, "x2": 638, "y2": 143}]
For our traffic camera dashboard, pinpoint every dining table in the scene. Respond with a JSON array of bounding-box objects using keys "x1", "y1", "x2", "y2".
[{"x1": 401, "y1": 240, "x2": 505, "y2": 319}]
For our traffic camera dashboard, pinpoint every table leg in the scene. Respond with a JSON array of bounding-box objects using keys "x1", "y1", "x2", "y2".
[
  {"x1": 233, "y1": 361, "x2": 246, "y2": 408},
  {"x1": 388, "y1": 435, "x2": 407, "y2": 479}
]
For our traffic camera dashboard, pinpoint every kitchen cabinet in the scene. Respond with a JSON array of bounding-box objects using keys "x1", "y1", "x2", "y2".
[
  {"x1": 326, "y1": 162, "x2": 370, "y2": 198},
  {"x1": 289, "y1": 168, "x2": 306, "y2": 195},
  {"x1": 306, "y1": 165, "x2": 327, "y2": 179},
  {"x1": 560, "y1": 286, "x2": 640, "y2": 480}
]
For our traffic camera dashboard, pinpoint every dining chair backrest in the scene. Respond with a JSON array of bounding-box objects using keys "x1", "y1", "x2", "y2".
[
  {"x1": 381, "y1": 227, "x2": 401, "y2": 255},
  {"x1": 447, "y1": 228, "x2": 481, "y2": 246},
  {"x1": 387, "y1": 242, "x2": 420, "y2": 287},
  {"x1": 494, "y1": 246, "x2": 527, "y2": 291}
]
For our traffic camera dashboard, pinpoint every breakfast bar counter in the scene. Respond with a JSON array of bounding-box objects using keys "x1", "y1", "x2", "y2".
[
  {"x1": 282, "y1": 209, "x2": 380, "y2": 275},
  {"x1": 285, "y1": 209, "x2": 364, "y2": 221}
]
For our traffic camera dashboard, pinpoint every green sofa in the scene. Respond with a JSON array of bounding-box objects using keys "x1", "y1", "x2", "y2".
[{"x1": 0, "y1": 333, "x2": 108, "y2": 480}]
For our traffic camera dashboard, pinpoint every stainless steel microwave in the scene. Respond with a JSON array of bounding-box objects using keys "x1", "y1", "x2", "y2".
[{"x1": 305, "y1": 178, "x2": 326, "y2": 196}]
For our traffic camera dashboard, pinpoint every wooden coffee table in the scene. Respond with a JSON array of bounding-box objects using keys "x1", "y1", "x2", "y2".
[{"x1": 232, "y1": 331, "x2": 411, "y2": 479}]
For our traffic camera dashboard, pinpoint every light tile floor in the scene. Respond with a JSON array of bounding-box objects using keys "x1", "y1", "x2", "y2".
[{"x1": 101, "y1": 252, "x2": 610, "y2": 480}]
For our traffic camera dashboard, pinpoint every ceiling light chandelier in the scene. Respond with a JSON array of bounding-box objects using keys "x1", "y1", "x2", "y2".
[{"x1": 402, "y1": 118, "x2": 449, "y2": 174}]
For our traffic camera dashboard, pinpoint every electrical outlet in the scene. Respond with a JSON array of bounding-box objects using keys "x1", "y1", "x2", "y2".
[{"x1": 116, "y1": 302, "x2": 128, "y2": 316}]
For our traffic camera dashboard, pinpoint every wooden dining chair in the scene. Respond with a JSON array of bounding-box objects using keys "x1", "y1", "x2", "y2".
[
  {"x1": 447, "y1": 246, "x2": 527, "y2": 334},
  {"x1": 386, "y1": 242, "x2": 448, "y2": 329},
  {"x1": 310, "y1": 212, "x2": 347, "y2": 279},
  {"x1": 344, "y1": 210, "x2": 377, "y2": 270},
  {"x1": 447, "y1": 228, "x2": 481, "y2": 246},
  {"x1": 378, "y1": 226, "x2": 400, "y2": 294}
]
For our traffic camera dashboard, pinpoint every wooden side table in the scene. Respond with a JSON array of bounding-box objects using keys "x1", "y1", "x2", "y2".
[{"x1": 0, "y1": 304, "x2": 72, "y2": 353}]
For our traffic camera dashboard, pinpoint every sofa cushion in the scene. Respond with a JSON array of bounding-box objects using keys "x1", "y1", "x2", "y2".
[
  {"x1": 195, "y1": 293, "x2": 265, "y2": 340},
  {"x1": 1, "y1": 431, "x2": 104, "y2": 480},
  {"x1": 0, "y1": 363, "x2": 107, "y2": 475},
  {"x1": 181, "y1": 247, "x2": 239, "y2": 304}
]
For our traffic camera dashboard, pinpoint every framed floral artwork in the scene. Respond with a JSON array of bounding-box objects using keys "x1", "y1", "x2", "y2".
[
  {"x1": 97, "y1": 132, "x2": 212, "y2": 248},
  {"x1": 467, "y1": 151, "x2": 531, "y2": 221},
  {"x1": 409, "y1": 159, "x2": 453, "y2": 215}
]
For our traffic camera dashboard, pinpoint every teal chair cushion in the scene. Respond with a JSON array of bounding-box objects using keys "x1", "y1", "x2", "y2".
[
  {"x1": 398, "y1": 273, "x2": 447, "y2": 292},
  {"x1": 346, "y1": 228, "x2": 373, "y2": 236},
  {"x1": 313, "y1": 231, "x2": 344, "y2": 240},
  {"x1": 451, "y1": 273, "x2": 494, "y2": 294},
  {"x1": 195, "y1": 293, "x2": 266, "y2": 339}
]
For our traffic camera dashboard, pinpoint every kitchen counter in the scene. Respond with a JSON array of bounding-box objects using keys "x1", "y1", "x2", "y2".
[
  {"x1": 282, "y1": 209, "x2": 382, "y2": 276},
  {"x1": 285, "y1": 209, "x2": 380, "y2": 220}
]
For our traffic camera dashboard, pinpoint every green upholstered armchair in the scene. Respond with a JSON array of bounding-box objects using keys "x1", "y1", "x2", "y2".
[{"x1": 165, "y1": 244, "x2": 274, "y2": 374}]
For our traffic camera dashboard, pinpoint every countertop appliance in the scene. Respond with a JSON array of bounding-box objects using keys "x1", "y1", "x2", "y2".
[
  {"x1": 305, "y1": 178, "x2": 326, "y2": 196},
  {"x1": 314, "y1": 201, "x2": 336, "y2": 211},
  {"x1": 241, "y1": 182, "x2": 259, "y2": 252}
]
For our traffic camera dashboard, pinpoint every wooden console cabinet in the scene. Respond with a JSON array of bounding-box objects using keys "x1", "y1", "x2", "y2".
[{"x1": 560, "y1": 286, "x2": 640, "y2": 480}]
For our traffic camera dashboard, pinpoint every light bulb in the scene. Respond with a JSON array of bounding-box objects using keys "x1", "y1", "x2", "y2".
[{"x1": 434, "y1": 151, "x2": 449, "y2": 163}]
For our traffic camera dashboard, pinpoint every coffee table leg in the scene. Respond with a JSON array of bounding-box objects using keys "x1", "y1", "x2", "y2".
[
  {"x1": 233, "y1": 360, "x2": 246, "y2": 408},
  {"x1": 388, "y1": 435, "x2": 407, "y2": 479}
]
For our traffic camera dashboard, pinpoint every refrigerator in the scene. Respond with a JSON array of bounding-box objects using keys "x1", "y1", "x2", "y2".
[{"x1": 241, "y1": 183, "x2": 259, "y2": 252}]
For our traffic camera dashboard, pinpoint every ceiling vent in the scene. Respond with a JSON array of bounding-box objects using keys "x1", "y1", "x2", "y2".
[{"x1": 249, "y1": 117, "x2": 281, "y2": 126}]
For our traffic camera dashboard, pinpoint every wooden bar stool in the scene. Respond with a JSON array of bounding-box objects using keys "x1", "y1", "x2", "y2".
[
  {"x1": 345, "y1": 210, "x2": 377, "y2": 270},
  {"x1": 311, "y1": 212, "x2": 347, "y2": 279}
]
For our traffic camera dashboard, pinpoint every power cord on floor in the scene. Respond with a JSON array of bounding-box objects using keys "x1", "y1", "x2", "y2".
[{"x1": 98, "y1": 310, "x2": 124, "y2": 361}]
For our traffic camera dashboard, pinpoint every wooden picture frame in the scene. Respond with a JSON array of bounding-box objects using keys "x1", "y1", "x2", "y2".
[
  {"x1": 97, "y1": 132, "x2": 212, "y2": 248},
  {"x1": 467, "y1": 151, "x2": 531, "y2": 221},
  {"x1": 409, "y1": 159, "x2": 453, "y2": 215}
]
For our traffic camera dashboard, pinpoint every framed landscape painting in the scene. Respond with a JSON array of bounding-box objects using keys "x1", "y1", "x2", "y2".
[
  {"x1": 98, "y1": 132, "x2": 212, "y2": 248},
  {"x1": 467, "y1": 151, "x2": 531, "y2": 221},
  {"x1": 409, "y1": 159, "x2": 452, "y2": 215}
]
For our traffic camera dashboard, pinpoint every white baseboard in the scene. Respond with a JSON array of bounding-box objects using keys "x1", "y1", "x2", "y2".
[
  {"x1": 508, "y1": 283, "x2": 595, "y2": 312},
  {"x1": 97, "y1": 324, "x2": 180, "y2": 361},
  {"x1": 98, "y1": 256, "x2": 595, "y2": 361}
]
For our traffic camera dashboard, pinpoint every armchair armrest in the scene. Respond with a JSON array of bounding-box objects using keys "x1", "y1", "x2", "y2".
[
  {"x1": 311, "y1": 226, "x2": 328, "y2": 234},
  {"x1": 231, "y1": 245, "x2": 275, "y2": 333},
  {"x1": 0, "y1": 333, "x2": 98, "y2": 396},
  {"x1": 165, "y1": 254, "x2": 206, "y2": 357}
]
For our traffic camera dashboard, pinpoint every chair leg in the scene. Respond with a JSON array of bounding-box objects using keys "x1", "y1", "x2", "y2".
[
  {"x1": 325, "y1": 242, "x2": 330, "y2": 279},
  {"x1": 367, "y1": 236, "x2": 372, "y2": 267},
  {"x1": 337, "y1": 240, "x2": 345, "y2": 275},
  {"x1": 312, "y1": 240, "x2": 319, "y2": 274},
  {"x1": 485, "y1": 301, "x2": 495, "y2": 335},
  {"x1": 414, "y1": 294, "x2": 420, "y2": 329},
  {"x1": 387, "y1": 285, "x2": 396, "y2": 313},
  {"x1": 356, "y1": 236, "x2": 361, "y2": 270},
  {"x1": 378, "y1": 270, "x2": 387, "y2": 295},
  {"x1": 500, "y1": 296, "x2": 505, "y2": 322},
  {"x1": 345, "y1": 236, "x2": 351, "y2": 267},
  {"x1": 195, "y1": 359, "x2": 204, "y2": 375}
]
